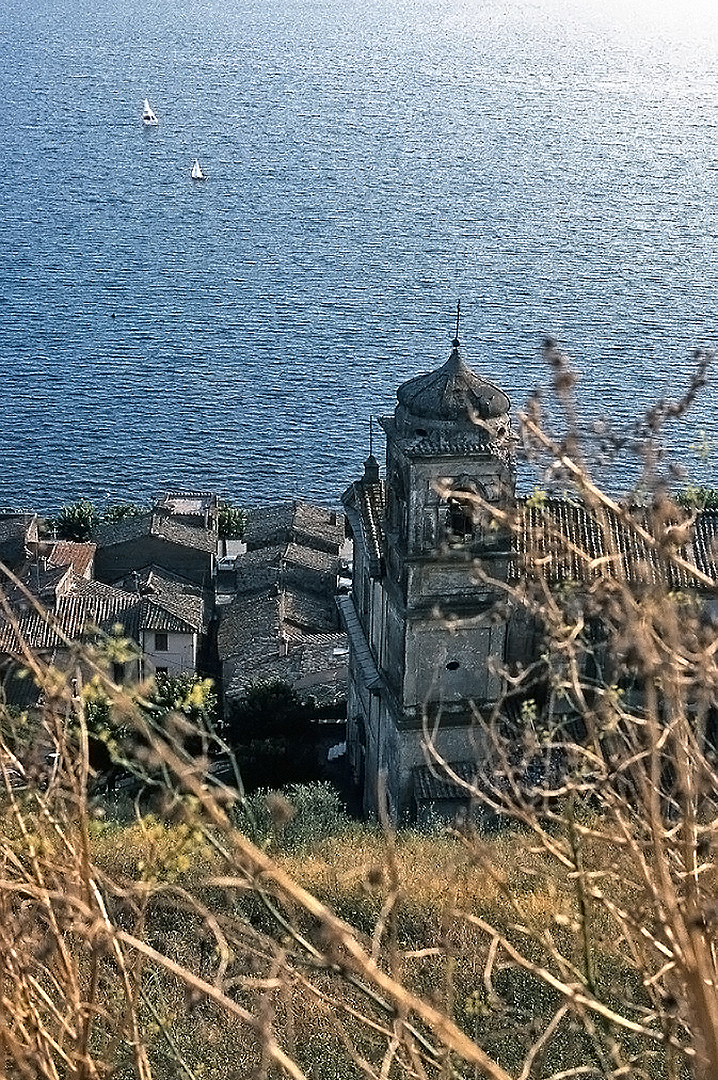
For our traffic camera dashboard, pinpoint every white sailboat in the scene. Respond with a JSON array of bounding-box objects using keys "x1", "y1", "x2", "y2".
[
  {"x1": 191, "y1": 158, "x2": 206, "y2": 181},
  {"x1": 142, "y1": 98, "x2": 158, "y2": 126}
]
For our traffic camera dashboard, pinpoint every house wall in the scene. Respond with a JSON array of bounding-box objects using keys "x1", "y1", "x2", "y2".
[
  {"x1": 48, "y1": 648, "x2": 142, "y2": 689},
  {"x1": 141, "y1": 631, "x2": 197, "y2": 676}
]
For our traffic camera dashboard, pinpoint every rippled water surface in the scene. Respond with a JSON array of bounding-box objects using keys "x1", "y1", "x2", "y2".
[{"x1": 2, "y1": 0, "x2": 718, "y2": 511}]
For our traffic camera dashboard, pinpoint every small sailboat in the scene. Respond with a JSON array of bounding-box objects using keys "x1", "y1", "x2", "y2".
[
  {"x1": 191, "y1": 158, "x2": 206, "y2": 181},
  {"x1": 142, "y1": 98, "x2": 158, "y2": 126}
]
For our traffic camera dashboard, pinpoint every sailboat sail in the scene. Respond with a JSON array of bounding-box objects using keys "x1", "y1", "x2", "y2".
[
  {"x1": 191, "y1": 159, "x2": 205, "y2": 180},
  {"x1": 142, "y1": 98, "x2": 158, "y2": 125}
]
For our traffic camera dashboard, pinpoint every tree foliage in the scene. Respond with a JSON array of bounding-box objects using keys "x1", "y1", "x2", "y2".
[
  {"x1": 50, "y1": 499, "x2": 149, "y2": 540},
  {"x1": 51, "y1": 499, "x2": 99, "y2": 541},
  {"x1": 147, "y1": 671, "x2": 218, "y2": 732},
  {"x1": 227, "y1": 679, "x2": 307, "y2": 744},
  {"x1": 226, "y1": 679, "x2": 325, "y2": 790},
  {"x1": 218, "y1": 501, "x2": 246, "y2": 539},
  {"x1": 102, "y1": 501, "x2": 148, "y2": 524}
]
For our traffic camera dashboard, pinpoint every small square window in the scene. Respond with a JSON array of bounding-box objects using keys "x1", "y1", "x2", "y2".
[
  {"x1": 112, "y1": 663, "x2": 125, "y2": 684},
  {"x1": 155, "y1": 632, "x2": 168, "y2": 652},
  {"x1": 155, "y1": 666, "x2": 168, "y2": 677}
]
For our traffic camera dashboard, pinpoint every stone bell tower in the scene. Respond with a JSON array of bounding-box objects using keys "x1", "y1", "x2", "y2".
[{"x1": 340, "y1": 323, "x2": 516, "y2": 819}]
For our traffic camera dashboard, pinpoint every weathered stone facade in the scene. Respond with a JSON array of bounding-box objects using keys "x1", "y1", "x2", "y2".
[{"x1": 340, "y1": 334, "x2": 516, "y2": 820}]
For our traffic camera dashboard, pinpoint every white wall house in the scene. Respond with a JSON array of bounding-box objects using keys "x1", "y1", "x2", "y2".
[{"x1": 141, "y1": 626, "x2": 198, "y2": 677}]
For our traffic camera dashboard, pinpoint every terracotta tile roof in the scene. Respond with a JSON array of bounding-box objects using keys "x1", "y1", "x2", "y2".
[
  {"x1": 244, "y1": 501, "x2": 344, "y2": 554},
  {"x1": 512, "y1": 499, "x2": 718, "y2": 589},
  {"x1": 217, "y1": 594, "x2": 282, "y2": 661},
  {"x1": 341, "y1": 480, "x2": 385, "y2": 578},
  {"x1": 109, "y1": 565, "x2": 207, "y2": 632},
  {"x1": 342, "y1": 479, "x2": 718, "y2": 592},
  {"x1": 0, "y1": 573, "x2": 203, "y2": 656},
  {"x1": 218, "y1": 587, "x2": 347, "y2": 703},
  {"x1": 244, "y1": 504, "x2": 294, "y2": 549},
  {"x1": 412, "y1": 761, "x2": 480, "y2": 802},
  {"x1": 689, "y1": 510, "x2": 718, "y2": 579},
  {"x1": 292, "y1": 501, "x2": 345, "y2": 552},
  {"x1": 139, "y1": 599, "x2": 199, "y2": 634},
  {"x1": 283, "y1": 543, "x2": 338, "y2": 576},
  {"x1": 47, "y1": 541, "x2": 96, "y2": 578},
  {"x1": 0, "y1": 581, "x2": 138, "y2": 653},
  {"x1": 282, "y1": 587, "x2": 338, "y2": 632},
  {"x1": 235, "y1": 547, "x2": 283, "y2": 595}
]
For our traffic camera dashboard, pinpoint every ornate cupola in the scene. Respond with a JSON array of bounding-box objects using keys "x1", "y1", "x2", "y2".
[
  {"x1": 380, "y1": 322, "x2": 515, "y2": 573},
  {"x1": 396, "y1": 336, "x2": 511, "y2": 431}
]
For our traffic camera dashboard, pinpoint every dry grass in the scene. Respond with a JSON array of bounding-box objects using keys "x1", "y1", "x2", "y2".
[{"x1": 1, "y1": 347, "x2": 717, "y2": 1078}]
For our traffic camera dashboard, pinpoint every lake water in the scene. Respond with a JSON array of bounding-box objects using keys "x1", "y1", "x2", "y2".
[{"x1": 2, "y1": 0, "x2": 718, "y2": 513}]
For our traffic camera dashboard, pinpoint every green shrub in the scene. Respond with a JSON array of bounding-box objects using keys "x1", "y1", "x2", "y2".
[
  {"x1": 233, "y1": 781, "x2": 350, "y2": 851},
  {"x1": 51, "y1": 500, "x2": 99, "y2": 541}
]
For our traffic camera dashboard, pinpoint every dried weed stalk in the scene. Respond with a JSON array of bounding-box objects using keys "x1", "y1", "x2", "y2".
[{"x1": 0, "y1": 345, "x2": 716, "y2": 1079}]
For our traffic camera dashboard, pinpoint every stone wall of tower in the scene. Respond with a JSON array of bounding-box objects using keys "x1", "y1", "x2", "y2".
[{"x1": 342, "y1": 334, "x2": 518, "y2": 822}]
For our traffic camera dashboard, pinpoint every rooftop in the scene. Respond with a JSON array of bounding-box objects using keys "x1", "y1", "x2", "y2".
[
  {"x1": 0, "y1": 570, "x2": 205, "y2": 656},
  {"x1": 94, "y1": 511, "x2": 217, "y2": 554},
  {"x1": 155, "y1": 491, "x2": 219, "y2": 519},
  {"x1": 397, "y1": 341, "x2": 510, "y2": 423},
  {"x1": 344, "y1": 478, "x2": 718, "y2": 591},
  {"x1": 244, "y1": 500, "x2": 345, "y2": 554},
  {"x1": 46, "y1": 541, "x2": 96, "y2": 579}
]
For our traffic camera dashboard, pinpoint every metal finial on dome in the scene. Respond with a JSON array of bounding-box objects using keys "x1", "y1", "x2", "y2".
[
  {"x1": 369, "y1": 415, "x2": 374, "y2": 458},
  {"x1": 453, "y1": 300, "x2": 461, "y2": 348}
]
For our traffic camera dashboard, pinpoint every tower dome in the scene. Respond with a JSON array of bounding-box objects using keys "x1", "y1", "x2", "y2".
[{"x1": 396, "y1": 337, "x2": 509, "y2": 423}]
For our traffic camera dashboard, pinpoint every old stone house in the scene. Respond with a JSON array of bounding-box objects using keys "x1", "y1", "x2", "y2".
[
  {"x1": 106, "y1": 564, "x2": 209, "y2": 677},
  {"x1": 0, "y1": 512, "x2": 39, "y2": 570},
  {"x1": 0, "y1": 565, "x2": 207, "y2": 691},
  {"x1": 94, "y1": 498, "x2": 217, "y2": 587},
  {"x1": 0, "y1": 505, "x2": 211, "y2": 705},
  {"x1": 218, "y1": 501, "x2": 349, "y2": 712}
]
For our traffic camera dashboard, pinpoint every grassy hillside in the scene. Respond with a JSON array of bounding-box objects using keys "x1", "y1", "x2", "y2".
[{"x1": 1, "y1": 776, "x2": 680, "y2": 1080}]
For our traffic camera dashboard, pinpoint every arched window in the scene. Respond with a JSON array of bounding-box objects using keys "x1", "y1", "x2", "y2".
[
  {"x1": 446, "y1": 497, "x2": 474, "y2": 540},
  {"x1": 443, "y1": 476, "x2": 489, "y2": 543},
  {"x1": 388, "y1": 468, "x2": 407, "y2": 529}
]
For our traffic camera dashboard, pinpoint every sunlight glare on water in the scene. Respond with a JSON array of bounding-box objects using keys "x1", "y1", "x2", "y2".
[{"x1": 1, "y1": 0, "x2": 717, "y2": 511}]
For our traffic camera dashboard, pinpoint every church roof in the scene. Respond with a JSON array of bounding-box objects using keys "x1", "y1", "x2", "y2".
[
  {"x1": 397, "y1": 340, "x2": 510, "y2": 422},
  {"x1": 344, "y1": 477, "x2": 718, "y2": 592},
  {"x1": 412, "y1": 760, "x2": 480, "y2": 802},
  {"x1": 341, "y1": 479, "x2": 385, "y2": 579},
  {"x1": 514, "y1": 499, "x2": 718, "y2": 589}
]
